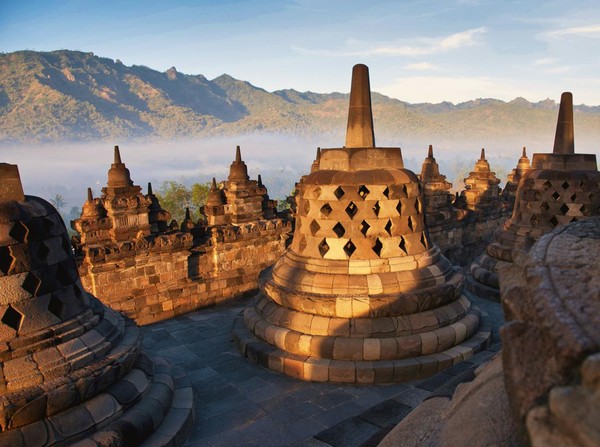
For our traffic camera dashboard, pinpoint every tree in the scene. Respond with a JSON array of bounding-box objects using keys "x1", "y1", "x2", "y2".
[
  {"x1": 155, "y1": 181, "x2": 211, "y2": 224},
  {"x1": 50, "y1": 194, "x2": 66, "y2": 212},
  {"x1": 191, "y1": 182, "x2": 211, "y2": 210}
]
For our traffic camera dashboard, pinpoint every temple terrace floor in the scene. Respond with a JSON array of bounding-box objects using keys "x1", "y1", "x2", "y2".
[{"x1": 140, "y1": 292, "x2": 504, "y2": 447}]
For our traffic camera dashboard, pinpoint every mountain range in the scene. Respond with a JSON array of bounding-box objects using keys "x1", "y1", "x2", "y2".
[{"x1": 1, "y1": 50, "x2": 599, "y2": 148}]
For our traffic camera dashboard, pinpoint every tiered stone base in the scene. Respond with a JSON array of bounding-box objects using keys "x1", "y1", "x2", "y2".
[
  {"x1": 467, "y1": 242, "x2": 516, "y2": 302},
  {"x1": 233, "y1": 294, "x2": 491, "y2": 383},
  {"x1": 0, "y1": 301, "x2": 193, "y2": 446}
]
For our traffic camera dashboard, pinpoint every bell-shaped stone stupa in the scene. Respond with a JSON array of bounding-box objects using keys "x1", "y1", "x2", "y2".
[
  {"x1": 468, "y1": 92, "x2": 600, "y2": 300},
  {"x1": 0, "y1": 164, "x2": 193, "y2": 445},
  {"x1": 233, "y1": 64, "x2": 491, "y2": 383}
]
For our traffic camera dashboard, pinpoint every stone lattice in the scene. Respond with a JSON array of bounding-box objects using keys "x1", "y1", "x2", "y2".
[
  {"x1": 233, "y1": 64, "x2": 491, "y2": 383},
  {"x1": 468, "y1": 92, "x2": 600, "y2": 300},
  {"x1": 0, "y1": 164, "x2": 193, "y2": 446}
]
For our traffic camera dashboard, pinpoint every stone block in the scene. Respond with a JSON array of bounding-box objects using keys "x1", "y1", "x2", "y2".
[{"x1": 329, "y1": 360, "x2": 356, "y2": 383}]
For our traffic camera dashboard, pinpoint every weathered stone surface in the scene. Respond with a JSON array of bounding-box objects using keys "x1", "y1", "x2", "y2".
[
  {"x1": 0, "y1": 172, "x2": 193, "y2": 446},
  {"x1": 234, "y1": 64, "x2": 490, "y2": 383},
  {"x1": 501, "y1": 217, "x2": 600, "y2": 442},
  {"x1": 468, "y1": 92, "x2": 600, "y2": 299}
]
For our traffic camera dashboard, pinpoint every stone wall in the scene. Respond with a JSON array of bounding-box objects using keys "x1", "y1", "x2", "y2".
[{"x1": 78, "y1": 219, "x2": 291, "y2": 325}]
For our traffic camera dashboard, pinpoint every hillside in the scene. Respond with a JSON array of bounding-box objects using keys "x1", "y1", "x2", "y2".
[{"x1": 1, "y1": 50, "x2": 599, "y2": 147}]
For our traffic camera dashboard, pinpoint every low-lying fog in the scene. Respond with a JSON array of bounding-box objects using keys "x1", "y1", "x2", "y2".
[{"x1": 2, "y1": 132, "x2": 599, "y2": 222}]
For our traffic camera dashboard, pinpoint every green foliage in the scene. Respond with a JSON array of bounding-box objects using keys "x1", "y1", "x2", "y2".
[{"x1": 155, "y1": 180, "x2": 210, "y2": 224}]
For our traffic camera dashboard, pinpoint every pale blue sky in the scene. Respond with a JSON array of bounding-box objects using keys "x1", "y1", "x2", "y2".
[{"x1": 1, "y1": 0, "x2": 599, "y2": 104}]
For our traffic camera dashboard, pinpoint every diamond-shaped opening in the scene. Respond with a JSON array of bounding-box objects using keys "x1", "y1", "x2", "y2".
[
  {"x1": 550, "y1": 215, "x2": 559, "y2": 227},
  {"x1": 581, "y1": 204, "x2": 588, "y2": 214},
  {"x1": 37, "y1": 241, "x2": 50, "y2": 262},
  {"x1": 48, "y1": 294, "x2": 64, "y2": 319},
  {"x1": 343, "y1": 240, "x2": 356, "y2": 258},
  {"x1": 383, "y1": 187, "x2": 390, "y2": 199},
  {"x1": 421, "y1": 232, "x2": 430, "y2": 249},
  {"x1": 310, "y1": 220, "x2": 321, "y2": 236},
  {"x1": 2, "y1": 305, "x2": 23, "y2": 331},
  {"x1": 552, "y1": 191, "x2": 560, "y2": 201},
  {"x1": 561, "y1": 181, "x2": 570, "y2": 190},
  {"x1": 332, "y1": 222, "x2": 345, "y2": 237},
  {"x1": 303, "y1": 200, "x2": 311, "y2": 214},
  {"x1": 313, "y1": 187, "x2": 321, "y2": 199},
  {"x1": 360, "y1": 220, "x2": 370, "y2": 236},
  {"x1": 560, "y1": 203, "x2": 569, "y2": 214},
  {"x1": 530, "y1": 215, "x2": 539, "y2": 226},
  {"x1": 399, "y1": 237, "x2": 407, "y2": 255},
  {"x1": 402, "y1": 185, "x2": 408, "y2": 196},
  {"x1": 372, "y1": 238, "x2": 383, "y2": 257},
  {"x1": 540, "y1": 202, "x2": 550, "y2": 212},
  {"x1": 570, "y1": 193, "x2": 577, "y2": 202},
  {"x1": 22, "y1": 272, "x2": 41, "y2": 296},
  {"x1": 372, "y1": 201, "x2": 380, "y2": 217},
  {"x1": 408, "y1": 216, "x2": 415, "y2": 232},
  {"x1": 590, "y1": 192, "x2": 596, "y2": 202},
  {"x1": 358, "y1": 185, "x2": 370, "y2": 199},
  {"x1": 320, "y1": 203, "x2": 333, "y2": 217},
  {"x1": 42, "y1": 217, "x2": 55, "y2": 233},
  {"x1": 9, "y1": 221, "x2": 28, "y2": 243},
  {"x1": 543, "y1": 180, "x2": 552, "y2": 190},
  {"x1": 318, "y1": 239, "x2": 330, "y2": 257},
  {"x1": 56, "y1": 262, "x2": 74, "y2": 286},
  {"x1": 298, "y1": 235, "x2": 307, "y2": 252},
  {"x1": 334, "y1": 186, "x2": 345, "y2": 200},
  {"x1": 384, "y1": 219, "x2": 392, "y2": 236},
  {"x1": 0, "y1": 246, "x2": 14, "y2": 275},
  {"x1": 396, "y1": 201, "x2": 402, "y2": 216},
  {"x1": 534, "y1": 191, "x2": 541, "y2": 201},
  {"x1": 345, "y1": 202, "x2": 358, "y2": 219},
  {"x1": 414, "y1": 198, "x2": 421, "y2": 214}
]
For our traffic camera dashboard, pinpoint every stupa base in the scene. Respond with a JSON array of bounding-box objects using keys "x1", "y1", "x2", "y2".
[{"x1": 232, "y1": 298, "x2": 491, "y2": 384}]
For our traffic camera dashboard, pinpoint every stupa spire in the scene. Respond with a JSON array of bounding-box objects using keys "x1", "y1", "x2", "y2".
[
  {"x1": 0, "y1": 163, "x2": 25, "y2": 202},
  {"x1": 235, "y1": 145, "x2": 242, "y2": 162},
  {"x1": 480, "y1": 148, "x2": 486, "y2": 160},
  {"x1": 522, "y1": 147, "x2": 527, "y2": 157},
  {"x1": 211, "y1": 177, "x2": 217, "y2": 189},
  {"x1": 553, "y1": 92, "x2": 575, "y2": 154},
  {"x1": 87, "y1": 187, "x2": 93, "y2": 202},
  {"x1": 114, "y1": 145, "x2": 122, "y2": 164},
  {"x1": 147, "y1": 182, "x2": 153, "y2": 195},
  {"x1": 428, "y1": 144, "x2": 434, "y2": 159},
  {"x1": 345, "y1": 64, "x2": 375, "y2": 148}
]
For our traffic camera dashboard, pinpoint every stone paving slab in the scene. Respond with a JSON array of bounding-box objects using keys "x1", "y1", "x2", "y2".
[{"x1": 141, "y1": 293, "x2": 503, "y2": 447}]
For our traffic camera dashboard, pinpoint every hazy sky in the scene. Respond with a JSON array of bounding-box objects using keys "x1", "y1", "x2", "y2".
[{"x1": 1, "y1": 0, "x2": 599, "y2": 104}]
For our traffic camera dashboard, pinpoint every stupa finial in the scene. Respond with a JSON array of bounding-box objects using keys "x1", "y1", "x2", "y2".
[
  {"x1": 345, "y1": 64, "x2": 375, "y2": 148},
  {"x1": 147, "y1": 182, "x2": 153, "y2": 195},
  {"x1": 235, "y1": 145, "x2": 242, "y2": 162},
  {"x1": 0, "y1": 163, "x2": 25, "y2": 202},
  {"x1": 428, "y1": 144, "x2": 434, "y2": 159},
  {"x1": 87, "y1": 187, "x2": 93, "y2": 202},
  {"x1": 114, "y1": 145, "x2": 122, "y2": 164},
  {"x1": 522, "y1": 146, "x2": 527, "y2": 157},
  {"x1": 553, "y1": 92, "x2": 575, "y2": 154},
  {"x1": 480, "y1": 148, "x2": 486, "y2": 160}
]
